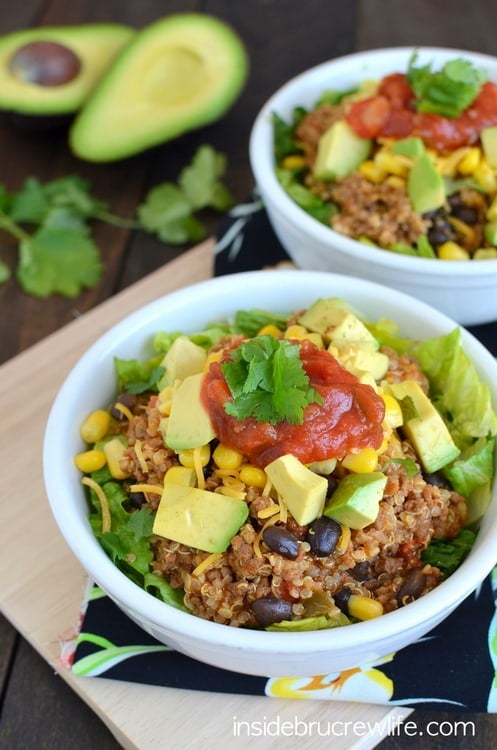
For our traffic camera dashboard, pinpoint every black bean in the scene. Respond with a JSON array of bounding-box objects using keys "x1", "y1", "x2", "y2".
[
  {"x1": 111, "y1": 392, "x2": 137, "y2": 420},
  {"x1": 326, "y1": 475, "x2": 339, "y2": 496},
  {"x1": 306, "y1": 516, "x2": 341, "y2": 557},
  {"x1": 397, "y1": 567, "x2": 427, "y2": 606},
  {"x1": 423, "y1": 471, "x2": 451, "y2": 490},
  {"x1": 251, "y1": 596, "x2": 293, "y2": 627},
  {"x1": 333, "y1": 587, "x2": 352, "y2": 615},
  {"x1": 451, "y1": 205, "x2": 479, "y2": 225},
  {"x1": 349, "y1": 560, "x2": 371, "y2": 582},
  {"x1": 128, "y1": 491, "x2": 146, "y2": 508},
  {"x1": 427, "y1": 226, "x2": 453, "y2": 247},
  {"x1": 262, "y1": 526, "x2": 300, "y2": 559}
]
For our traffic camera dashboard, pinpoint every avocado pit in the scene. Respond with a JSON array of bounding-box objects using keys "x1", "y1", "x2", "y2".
[{"x1": 8, "y1": 40, "x2": 81, "y2": 87}]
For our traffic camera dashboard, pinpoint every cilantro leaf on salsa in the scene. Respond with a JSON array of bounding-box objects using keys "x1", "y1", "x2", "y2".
[
  {"x1": 221, "y1": 334, "x2": 323, "y2": 425},
  {"x1": 407, "y1": 52, "x2": 487, "y2": 118}
]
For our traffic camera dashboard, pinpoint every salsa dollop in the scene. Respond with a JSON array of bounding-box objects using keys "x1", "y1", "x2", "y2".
[
  {"x1": 346, "y1": 72, "x2": 497, "y2": 151},
  {"x1": 202, "y1": 339, "x2": 386, "y2": 468}
]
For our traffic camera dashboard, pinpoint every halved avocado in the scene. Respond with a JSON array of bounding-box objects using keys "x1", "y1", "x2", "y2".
[
  {"x1": 69, "y1": 14, "x2": 249, "y2": 162},
  {"x1": 0, "y1": 24, "x2": 134, "y2": 126}
]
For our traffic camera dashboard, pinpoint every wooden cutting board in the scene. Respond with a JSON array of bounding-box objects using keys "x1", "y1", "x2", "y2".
[{"x1": 0, "y1": 240, "x2": 411, "y2": 750}]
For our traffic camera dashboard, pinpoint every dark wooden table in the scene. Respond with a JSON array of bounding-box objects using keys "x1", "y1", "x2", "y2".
[{"x1": 1, "y1": 1, "x2": 496, "y2": 747}]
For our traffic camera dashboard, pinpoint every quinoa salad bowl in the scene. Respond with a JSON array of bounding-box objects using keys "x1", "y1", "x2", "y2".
[
  {"x1": 249, "y1": 47, "x2": 497, "y2": 326},
  {"x1": 43, "y1": 270, "x2": 497, "y2": 677}
]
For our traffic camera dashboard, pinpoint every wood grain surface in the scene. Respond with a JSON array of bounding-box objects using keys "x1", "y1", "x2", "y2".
[{"x1": 1, "y1": 1, "x2": 497, "y2": 748}]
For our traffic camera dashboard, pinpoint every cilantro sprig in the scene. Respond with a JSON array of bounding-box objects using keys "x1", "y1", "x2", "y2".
[
  {"x1": 221, "y1": 335, "x2": 323, "y2": 426},
  {"x1": 0, "y1": 145, "x2": 234, "y2": 298},
  {"x1": 407, "y1": 52, "x2": 487, "y2": 118}
]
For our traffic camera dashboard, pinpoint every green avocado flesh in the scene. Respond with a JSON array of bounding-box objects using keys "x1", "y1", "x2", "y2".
[
  {"x1": 69, "y1": 14, "x2": 249, "y2": 162},
  {"x1": 0, "y1": 24, "x2": 134, "y2": 116}
]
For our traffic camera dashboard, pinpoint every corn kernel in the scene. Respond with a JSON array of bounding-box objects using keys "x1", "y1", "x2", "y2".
[
  {"x1": 358, "y1": 159, "x2": 385, "y2": 183},
  {"x1": 80, "y1": 409, "x2": 111, "y2": 444},
  {"x1": 382, "y1": 393, "x2": 403, "y2": 428},
  {"x1": 178, "y1": 445, "x2": 211, "y2": 468},
  {"x1": 438, "y1": 241, "x2": 470, "y2": 260},
  {"x1": 284, "y1": 324, "x2": 309, "y2": 340},
  {"x1": 164, "y1": 466, "x2": 196, "y2": 486},
  {"x1": 213, "y1": 444, "x2": 244, "y2": 470},
  {"x1": 157, "y1": 385, "x2": 174, "y2": 416},
  {"x1": 239, "y1": 465, "x2": 267, "y2": 489},
  {"x1": 257, "y1": 324, "x2": 282, "y2": 337},
  {"x1": 474, "y1": 159, "x2": 497, "y2": 193},
  {"x1": 457, "y1": 147, "x2": 481, "y2": 175},
  {"x1": 474, "y1": 247, "x2": 497, "y2": 259},
  {"x1": 103, "y1": 437, "x2": 131, "y2": 479},
  {"x1": 385, "y1": 175, "x2": 406, "y2": 190},
  {"x1": 341, "y1": 447, "x2": 379, "y2": 473},
  {"x1": 348, "y1": 594, "x2": 384, "y2": 620},
  {"x1": 74, "y1": 449, "x2": 106, "y2": 473},
  {"x1": 281, "y1": 154, "x2": 306, "y2": 170}
]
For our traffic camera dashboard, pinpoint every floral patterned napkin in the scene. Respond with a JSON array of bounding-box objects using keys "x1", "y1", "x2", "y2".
[{"x1": 71, "y1": 200, "x2": 497, "y2": 711}]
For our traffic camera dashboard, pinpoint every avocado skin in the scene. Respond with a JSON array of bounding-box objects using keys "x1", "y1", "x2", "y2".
[
  {"x1": 69, "y1": 14, "x2": 249, "y2": 162},
  {"x1": 0, "y1": 24, "x2": 134, "y2": 127}
]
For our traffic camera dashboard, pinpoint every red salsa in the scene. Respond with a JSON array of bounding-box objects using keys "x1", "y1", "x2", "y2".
[
  {"x1": 202, "y1": 339, "x2": 385, "y2": 468},
  {"x1": 346, "y1": 72, "x2": 497, "y2": 151}
]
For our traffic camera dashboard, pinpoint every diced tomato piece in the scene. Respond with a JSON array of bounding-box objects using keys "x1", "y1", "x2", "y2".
[
  {"x1": 346, "y1": 95, "x2": 391, "y2": 139},
  {"x1": 377, "y1": 72, "x2": 413, "y2": 109}
]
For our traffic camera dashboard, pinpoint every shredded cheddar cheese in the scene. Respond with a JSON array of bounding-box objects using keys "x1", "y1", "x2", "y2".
[
  {"x1": 129, "y1": 483, "x2": 163, "y2": 495},
  {"x1": 257, "y1": 504, "x2": 280, "y2": 519},
  {"x1": 192, "y1": 552, "x2": 222, "y2": 577},
  {"x1": 133, "y1": 439, "x2": 149, "y2": 475},
  {"x1": 113, "y1": 401, "x2": 135, "y2": 422},
  {"x1": 82, "y1": 476, "x2": 111, "y2": 533}
]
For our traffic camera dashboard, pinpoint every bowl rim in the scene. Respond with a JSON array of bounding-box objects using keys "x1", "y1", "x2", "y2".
[
  {"x1": 249, "y1": 45, "x2": 497, "y2": 278},
  {"x1": 43, "y1": 269, "x2": 497, "y2": 657}
]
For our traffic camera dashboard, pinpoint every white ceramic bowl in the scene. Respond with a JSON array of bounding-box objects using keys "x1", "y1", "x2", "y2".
[
  {"x1": 43, "y1": 270, "x2": 497, "y2": 677},
  {"x1": 249, "y1": 47, "x2": 497, "y2": 326}
]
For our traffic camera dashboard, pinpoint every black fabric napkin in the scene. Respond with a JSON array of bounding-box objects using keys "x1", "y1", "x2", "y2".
[{"x1": 71, "y1": 201, "x2": 497, "y2": 712}]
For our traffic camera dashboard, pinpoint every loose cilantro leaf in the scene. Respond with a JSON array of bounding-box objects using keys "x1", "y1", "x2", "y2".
[
  {"x1": 407, "y1": 52, "x2": 487, "y2": 118},
  {"x1": 138, "y1": 145, "x2": 234, "y2": 243},
  {"x1": 16, "y1": 226, "x2": 103, "y2": 298},
  {"x1": 421, "y1": 528, "x2": 476, "y2": 577},
  {"x1": 137, "y1": 183, "x2": 207, "y2": 244},
  {"x1": 222, "y1": 335, "x2": 323, "y2": 425},
  {"x1": 0, "y1": 144, "x2": 235, "y2": 299},
  {"x1": 178, "y1": 145, "x2": 234, "y2": 211}
]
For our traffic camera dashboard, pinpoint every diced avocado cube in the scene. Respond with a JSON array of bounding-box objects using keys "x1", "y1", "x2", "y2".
[
  {"x1": 407, "y1": 153, "x2": 445, "y2": 214},
  {"x1": 324, "y1": 471, "x2": 386, "y2": 529},
  {"x1": 153, "y1": 483, "x2": 248, "y2": 553},
  {"x1": 265, "y1": 453, "x2": 328, "y2": 526},
  {"x1": 481, "y1": 126, "x2": 497, "y2": 168},
  {"x1": 299, "y1": 299, "x2": 378, "y2": 348},
  {"x1": 335, "y1": 343, "x2": 389, "y2": 380},
  {"x1": 388, "y1": 380, "x2": 460, "y2": 473},
  {"x1": 313, "y1": 120, "x2": 371, "y2": 181},
  {"x1": 159, "y1": 335, "x2": 207, "y2": 388},
  {"x1": 392, "y1": 137, "x2": 425, "y2": 158},
  {"x1": 165, "y1": 372, "x2": 216, "y2": 450}
]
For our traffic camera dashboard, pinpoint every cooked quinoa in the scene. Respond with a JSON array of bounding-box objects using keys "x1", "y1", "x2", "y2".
[{"x1": 110, "y1": 342, "x2": 466, "y2": 628}]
